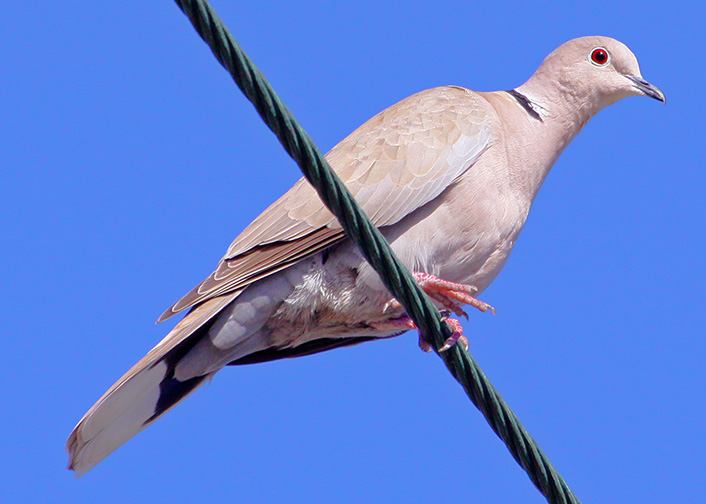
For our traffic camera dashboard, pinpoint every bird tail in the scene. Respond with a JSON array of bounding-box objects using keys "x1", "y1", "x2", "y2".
[{"x1": 66, "y1": 293, "x2": 239, "y2": 477}]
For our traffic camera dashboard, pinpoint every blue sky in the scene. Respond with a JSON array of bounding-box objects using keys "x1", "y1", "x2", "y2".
[{"x1": 2, "y1": 1, "x2": 704, "y2": 503}]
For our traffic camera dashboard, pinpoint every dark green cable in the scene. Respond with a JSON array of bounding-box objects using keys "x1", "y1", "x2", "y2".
[{"x1": 171, "y1": 1, "x2": 581, "y2": 503}]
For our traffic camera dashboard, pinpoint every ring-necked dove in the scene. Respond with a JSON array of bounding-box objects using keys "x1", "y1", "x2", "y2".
[{"x1": 67, "y1": 36, "x2": 665, "y2": 476}]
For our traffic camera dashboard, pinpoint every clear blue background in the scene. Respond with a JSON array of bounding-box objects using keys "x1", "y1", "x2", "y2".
[{"x1": 2, "y1": 1, "x2": 704, "y2": 503}]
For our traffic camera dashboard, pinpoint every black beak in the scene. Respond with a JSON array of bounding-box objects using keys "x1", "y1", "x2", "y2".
[{"x1": 627, "y1": 75, "x2": 666, "y2": 103}]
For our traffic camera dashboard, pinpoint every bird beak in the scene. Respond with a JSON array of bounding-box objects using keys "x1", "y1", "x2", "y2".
[{"x1": 627, "y1": 75, "x2": 666, "y2": 103}]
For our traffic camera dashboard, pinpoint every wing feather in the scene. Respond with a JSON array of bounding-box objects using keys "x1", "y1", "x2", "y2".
[{"x1": 158, "y1": 86, "x2": 491, "y2": 322}]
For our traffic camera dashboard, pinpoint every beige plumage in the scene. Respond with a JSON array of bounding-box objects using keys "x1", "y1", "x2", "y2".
[
  {"x1": 157, "y1": 86, "x2": 491, "y2": 321},
  {"x1": 67, "y1": 36, "x2": 665, "y2": 476}
]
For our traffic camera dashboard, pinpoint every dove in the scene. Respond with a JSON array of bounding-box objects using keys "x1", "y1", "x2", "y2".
[{"x1": 66, "y1": 36, "x2": 665, "y2": 476}]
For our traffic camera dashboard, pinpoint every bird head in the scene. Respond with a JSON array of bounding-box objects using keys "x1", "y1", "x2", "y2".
[{"x1": 519, "y1": 36, "x2": 666, "y2": 117}]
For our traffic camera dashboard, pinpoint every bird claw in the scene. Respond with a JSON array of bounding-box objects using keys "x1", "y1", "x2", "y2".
[
  {"x1": 380, "y1": 273, "x2": 488, "y2": 353},
  {"x1": 382, "y1": 272, "x2": 494, "y2": 318},
  {"x1": 438, "y1": 318, "x2": 468, "y2": 352},
  {"x1": 418, "y1": 333, "x2": 433, "y2": 353},
  {"x1": 371, "y1": 312, "x2": 467, "y2": 354},
  {"x1": 417, "y1": 312, "x2": 468, "y2": 353},
  {"x1": 371, "y1": 315, "x2": 417, "y2": 332},
  {"x1": 382, "y1": 299, "x2": 402, "y2": 314}
]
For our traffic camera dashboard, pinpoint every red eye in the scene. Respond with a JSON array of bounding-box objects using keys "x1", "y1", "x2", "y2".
[{"x1": 591, "y1": 48, "x2": 609, "y2": 65}]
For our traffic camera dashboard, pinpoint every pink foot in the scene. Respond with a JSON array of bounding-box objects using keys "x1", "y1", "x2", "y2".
[
  {"x1": 437, "y1": 318, "x2": 468, "y2": 352},
  {"x1": 370, "y1": 315, "x2": 417, "y2": 332},
  {"x1": 372, "y1": 312, "x2": 469, "y2": 353},
  {"x1": 416, "y1": 315, "x2": 469, "y2": 353},
  {"x1": 370, "y1": 315, "x2": 431, "y2": 352},
  {"x1": 383, "y1": 272, "x2": 496, "y2": 319}
]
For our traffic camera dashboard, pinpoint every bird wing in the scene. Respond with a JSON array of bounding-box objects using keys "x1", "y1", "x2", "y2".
[
  {"x1": 67, "y1": 85, "x2": 492, "y2": 475},
  {"x1": 158, "y1": 86, "x2": 491, "y2": 322}
]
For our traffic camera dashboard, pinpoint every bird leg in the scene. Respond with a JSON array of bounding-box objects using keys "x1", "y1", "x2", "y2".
[
  {"x1": 371, "y1": 311, "x2": 468, "y2": 353},
  {"x1": 414, "y1": 311, "x2": 469, "y2": 353},
  {"x1": 369, "y1": 315, "x2": 427, "y2": 351},
  {"x1": 377, "y1": 272, "x2": 494, "y2": 352},
  {"x1": 383, "y1": 272, "x2": 496, "y2": 319}
]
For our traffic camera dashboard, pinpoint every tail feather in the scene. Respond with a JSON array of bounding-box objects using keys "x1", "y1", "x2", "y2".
[
  {"x1": 148, "y1": 373, "x2": 210, "y2": 423},
  {"x1": 67, "y1": 362, "x2": 171, "y2": 476},
  {"x1": 66, "y1": 292, "x2": 240, "y2": 477}
]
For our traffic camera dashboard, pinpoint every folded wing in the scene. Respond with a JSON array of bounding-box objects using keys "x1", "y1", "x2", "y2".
[{"x1": 159, "y1": 86, "x2": 491, "y2": 322}]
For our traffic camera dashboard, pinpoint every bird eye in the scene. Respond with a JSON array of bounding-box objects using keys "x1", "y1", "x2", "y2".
[{"x1": 590, "y1": 48, "x2": 609, "y2": 66}]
